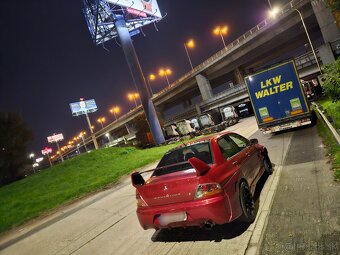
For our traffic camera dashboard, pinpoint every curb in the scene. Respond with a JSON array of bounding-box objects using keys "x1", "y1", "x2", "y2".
[{"x1": 245, "y1": 165, "x2": 283, "y2": 255}]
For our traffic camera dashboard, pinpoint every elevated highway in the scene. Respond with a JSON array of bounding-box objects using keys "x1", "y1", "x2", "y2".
[{"x1": 60, "y1": 0, "x2": 339, "y2": 155}]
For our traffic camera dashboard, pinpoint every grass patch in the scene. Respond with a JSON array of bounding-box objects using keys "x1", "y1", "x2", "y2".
[
  {"x1": 0, "y1": 143, "x2": 180, "y2": 233},
  {"x1": 315, "y1": 98, "x2": 340, "y2": 180}
]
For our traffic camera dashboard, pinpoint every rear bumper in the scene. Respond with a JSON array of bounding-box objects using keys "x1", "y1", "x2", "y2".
[
  {"x1": 261, "y1": 118, "x2": 311, "y2": 134},
  {"x1": 136, "y1": 195, "x2": 231, "y2": 229}
]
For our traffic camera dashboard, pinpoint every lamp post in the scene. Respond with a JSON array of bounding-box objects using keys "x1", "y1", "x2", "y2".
[
  {"x1": 128, "y1": 93, "x2": 139, "y2": 107},
  {"x1": 79, "y1": 131, "x2": 88, "y2": 152},
  {"x1": 184, "y1": 39, "x2": 195, "y2": 70},
  {"x1": 110, "y1": 106, "x2": 121, "y2": 121},
  {"x1": 147, "y1": 74, "x2": 156, "y2": 95},
  {"x1": 269, "y1": 6, "x2": 322, "y2": 74},
  {"x1": 159, "y1": 68, "x2": 172, "y2": 87},
  {"x1": 97, "y1": 117, "x2": 106, "y2": 129},
  {"x1": 294, "y1": 9, "x2": 322, "y2": 74},
  {"x1": 213, "y1": 26, "x2": 228, "y2": 48}
]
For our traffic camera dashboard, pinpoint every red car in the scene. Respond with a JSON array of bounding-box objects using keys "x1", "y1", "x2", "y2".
[{"x1": 131, "y1": 132, "x2": 272, "y2": 230}]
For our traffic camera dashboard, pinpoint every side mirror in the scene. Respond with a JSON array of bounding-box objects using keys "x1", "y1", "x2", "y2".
[
  {"x1": 250, "y1": 138, "x2": 258, "y2": 144},
  {"x1": 188, "y1": 157, "x2": 210, "y2": 176}
]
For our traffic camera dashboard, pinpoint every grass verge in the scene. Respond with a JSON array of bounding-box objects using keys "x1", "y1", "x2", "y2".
[
  {"x1": 315, "y1": 98, "x2": 340, "y2": 181},
  {"x1": 0, "y1": 143, "x2": 180, "y2": 233}
]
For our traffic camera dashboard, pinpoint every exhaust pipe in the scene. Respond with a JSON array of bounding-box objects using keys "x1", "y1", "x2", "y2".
[{"x1": 204, "y1": 221, "x2": 215, "y2": 230}]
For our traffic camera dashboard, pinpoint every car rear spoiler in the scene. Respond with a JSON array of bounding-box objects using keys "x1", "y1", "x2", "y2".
[{"x1": 131, "y1": 158, "x2": 210, "y2": 187}]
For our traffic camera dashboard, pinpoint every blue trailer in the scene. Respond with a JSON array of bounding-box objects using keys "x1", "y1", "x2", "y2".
[{"x1": 245, "y1": 61, "x2": 312, "y2": 134}]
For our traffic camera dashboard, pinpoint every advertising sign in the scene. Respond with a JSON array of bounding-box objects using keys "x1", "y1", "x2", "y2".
[
  {"x1": 70, "y1": 99, "x2": 97, "y2": 116},
  {"x1": 106, "y1": 0, "x2": 162, "y2": 18},
  {"x1": 47, "y1": 134, "x2": 64, "y2": 143},
  {"x1": 245, "y1": 61, "x2": 309, "y2": 125},
  {"x1": 41, "y1": 147, "x2": 53, "y2": 155}
]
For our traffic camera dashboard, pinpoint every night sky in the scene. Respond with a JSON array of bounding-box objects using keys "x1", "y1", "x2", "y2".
[{"x1": 1, "y1": 0, "x2": 275, "y2": 154}]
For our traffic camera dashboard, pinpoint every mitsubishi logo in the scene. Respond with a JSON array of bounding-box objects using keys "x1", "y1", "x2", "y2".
[{"x1": 164, "y1": 185, "x2": 168, "y2": 191}]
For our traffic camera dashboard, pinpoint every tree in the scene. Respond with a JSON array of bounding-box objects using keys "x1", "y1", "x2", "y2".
[
  {"x1": 328, "y1": 0, "x2": 340, "y2": 11},
  {"x1": 0, "y1": 111, "x2": 33, "y2": 186},
  {"x1": 322, "y1": 58, "x2": 340, "y2": 102}
]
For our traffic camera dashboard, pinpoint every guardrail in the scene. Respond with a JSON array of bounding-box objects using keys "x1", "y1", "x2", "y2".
[{"x1": 313, "y1": 103, "x2": 340, "y2": 145}]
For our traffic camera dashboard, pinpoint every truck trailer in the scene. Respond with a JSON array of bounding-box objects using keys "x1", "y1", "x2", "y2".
[{"x1": 245, "y1": 61, "x2": 313, "y2": 134}]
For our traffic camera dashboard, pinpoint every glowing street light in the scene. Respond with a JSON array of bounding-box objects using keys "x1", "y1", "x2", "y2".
[
  {"x1": 184, "y1": 39, "x2": 195, "y2": 70},
  {"x1": 110, "y1": 106, "x2": 121, "y2": 121},
  {"x1": 79, "y1": 131, "x2": 88, "y2": 152},
  {"x1": 268, "y1": 6, "x2": 322, "y2": 74},
  {"x1": 268, "y1": 6, "x2": 280, "y2": 18},
  {"x1": 146, "y1": 74, "x2": 157, "y2": 95},
  {"x1": 149, "y1": 74, "x2": 156, "y2": 81},
  {"x1": 97, "y1": 117, "x2": 106, "y2": 128},
  {"x1": 213, "y1": 26, "x2": 228, "y2": 48},
  {"x1": 159, "y1": 68, "x2": 172, "y2": 87},
  {"x1": 127, "y1": 93, "x2": 139, "y2": 107}
]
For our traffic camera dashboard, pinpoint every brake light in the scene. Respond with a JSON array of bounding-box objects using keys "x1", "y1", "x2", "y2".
[
  {"x1": 194, "y1": 183, "x2": 222, "y2": 199},
  {"x1": 136, "y1": 191, "x2": 148, "y2": 207}
]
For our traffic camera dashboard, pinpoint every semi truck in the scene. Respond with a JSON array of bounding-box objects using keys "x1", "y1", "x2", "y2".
[{"x1": 245, "y1": 60, "x2": 313, "y2": 134}]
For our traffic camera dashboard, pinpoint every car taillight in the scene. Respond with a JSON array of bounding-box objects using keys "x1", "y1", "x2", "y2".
[
  {"x1": 136, "y1": 191, "x2": 148, "y2": 207},
  {"x1": 194, "y1": 183, "x2": 222, "y2": 199}
]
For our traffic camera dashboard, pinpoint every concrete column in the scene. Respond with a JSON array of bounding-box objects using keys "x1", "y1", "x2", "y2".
[
  {"x1": 195, "y1": 74, "x2": 213, "y2": 101},
  {"x1": 318, "y1": 43, "x2": 336, "y2": 64},
  {"x1": 234, "y1": 67, "x2": 244, "y2": 85},
  {"x1": 312, "y1": 0, "x2": 340, "y2": 43}
]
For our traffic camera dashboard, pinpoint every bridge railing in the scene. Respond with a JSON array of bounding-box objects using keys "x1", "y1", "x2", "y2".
[{"x1": 153, "y1": 0, "x2": 308, "y2": 99}]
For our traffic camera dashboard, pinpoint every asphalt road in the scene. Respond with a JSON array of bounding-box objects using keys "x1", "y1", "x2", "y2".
[{"x1": 0, "y1": 117, "x2": 295, "y2": 255}]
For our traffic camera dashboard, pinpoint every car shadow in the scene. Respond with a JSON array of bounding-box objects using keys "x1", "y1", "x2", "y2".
[{"x1": 151, "y1": 171, "x2": 270, "y2": 243}]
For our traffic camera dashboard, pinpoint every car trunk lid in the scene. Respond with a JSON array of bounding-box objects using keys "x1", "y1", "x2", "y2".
[{"x1": 137, "y1": 168, "x2": 199, "y2": 206}]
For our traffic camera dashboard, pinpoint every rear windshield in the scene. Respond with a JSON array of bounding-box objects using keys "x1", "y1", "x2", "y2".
[{"x1": 153, "y1": 142, "x2": 213, "y2": 177}]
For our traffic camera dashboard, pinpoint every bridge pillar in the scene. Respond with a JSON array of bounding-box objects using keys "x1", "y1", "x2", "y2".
[
  {"x1": 234, "y1": 67, "x2": 244, "y2": 85},
  {"x1": 312, "y1": 0, "x2": 340, "y2": 43},
  {"x1": 318, "y1": 43, "x2": 336, "y2": 64},
  {"x1": 195, "y1": 74, "x2": 213, "y2": 101}
]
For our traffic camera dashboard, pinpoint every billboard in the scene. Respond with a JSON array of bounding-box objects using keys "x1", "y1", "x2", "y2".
[
  {"x1": 41, "y1": 147, "x2": 53, "y2": 155},
  {"x1": 47, "y1": 133, "x2": 64, "y2": 143},
  {"x1": 106, "y1": 0, "x2": 162, "y2": 18},
  {"x1": 70, "y1": 99, "x2": 97, "y2": 116}
]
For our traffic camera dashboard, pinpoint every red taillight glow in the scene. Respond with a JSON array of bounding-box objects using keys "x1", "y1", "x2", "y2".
[
  {"x1": 195, "y1": 183, "x2": 222, "y2": 199},
  {"x1": 136, "y1": 191, "x2": 148, "y2": 207}
]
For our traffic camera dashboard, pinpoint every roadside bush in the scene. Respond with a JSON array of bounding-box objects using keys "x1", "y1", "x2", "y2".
[{"x1": 322, "y1": 58, "x2": 340, "y2": 102}]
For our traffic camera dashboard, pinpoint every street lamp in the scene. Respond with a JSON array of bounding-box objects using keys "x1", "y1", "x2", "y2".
[
  {"x1": 127, "y1": 93, "x2": 139, "y2": 107},
  {"x1": 147, "y1": 74, "x2": 156, "y2": 95},
  {"x1": 213, "y1": 26, "x2": 228, "y2": 48},
  {"x1": 269, "y1": 7, "x2": 322, "y2": 74},
  {"x1": 79, "y1": 131, "x2": 88, "y2": 152},
  {"x1": 159, "y1": 68, "x2": 172, "y2": 87},
  {"x1": 110, "y1": 106, "x2": 121, "y2": 120},
  {"x1": 184, "y1": 39, "x2": 195, "y2": 70},
  {"x1": 97, "y1": 117, "x2": 106, "y2": 128}
]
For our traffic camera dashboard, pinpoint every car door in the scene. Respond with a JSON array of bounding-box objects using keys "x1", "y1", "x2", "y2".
[
  {"x1": 228, "y1": 133, "x2": 260, "y2": 186},
  {"x1": 216, "y1": 135, "x2": 247, "y2": 187}
]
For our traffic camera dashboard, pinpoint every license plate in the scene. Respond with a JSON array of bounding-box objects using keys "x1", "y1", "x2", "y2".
[{"x1": 159, "y1": 212, "x2": 187, "y2": 226}]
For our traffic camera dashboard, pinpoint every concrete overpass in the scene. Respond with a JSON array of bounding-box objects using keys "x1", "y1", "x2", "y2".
[{"x1": 60, "y1": 0, "x2": 339, "y2": 156}]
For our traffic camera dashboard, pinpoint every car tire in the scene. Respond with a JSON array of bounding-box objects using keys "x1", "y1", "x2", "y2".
[{"x1": 239, "y1": 181, "x2": 256, "y2": 223}]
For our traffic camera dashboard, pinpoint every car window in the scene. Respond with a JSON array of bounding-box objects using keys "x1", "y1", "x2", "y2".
[
  {"x1": 229, "y1": 133, "x2": 249, "y2": 150},
  {"x1": 153, "y1": 142, "x2": 213, "y2": 176},
  {"x1": 217, "y1": 136, "x2": 240, "y2": 159}
]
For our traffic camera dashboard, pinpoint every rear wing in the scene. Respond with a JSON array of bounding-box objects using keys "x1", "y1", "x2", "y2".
[{"x1": 131, "y1": 158, "x2": 210, "y2": 187}]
